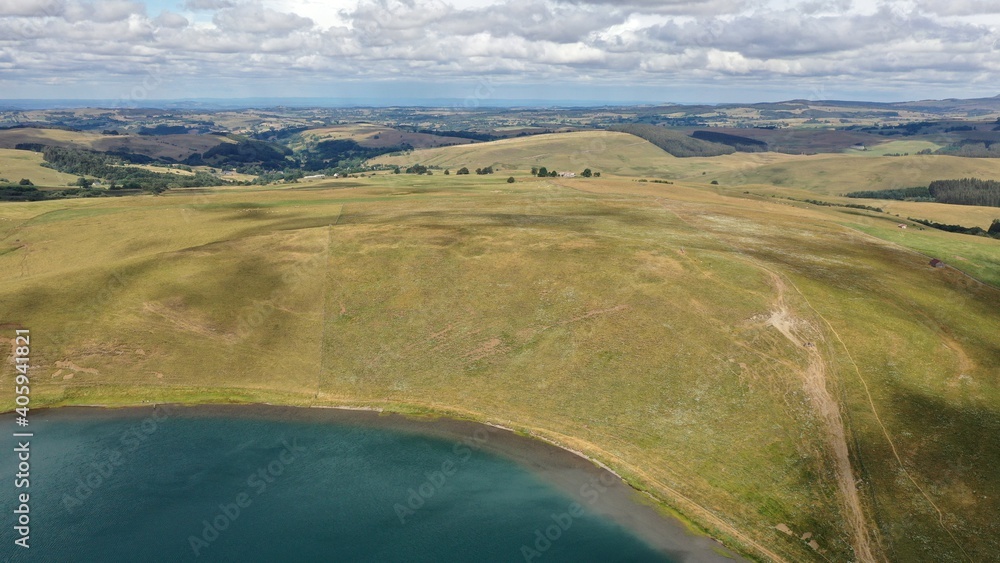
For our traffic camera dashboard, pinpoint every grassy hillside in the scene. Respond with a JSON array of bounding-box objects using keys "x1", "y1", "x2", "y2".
[
  {"x1": 0, "y1": 148, "x2": 80, "y2": 187},
  {"x1": 850, "y1": 139, "x2": 944, "y2": 156},
  {"x1": 712, "y1": 153, "x2": 1000, "y2": 194},
  {"x1": 0, "y1": 128, "x2": 235, "y2": 161},
  {"x1": 294, "y1": 123, "x2": 475, "y2": 150},
  {"x1": 610, "y1": 124, "x2": 735, "y2": 157},
  {"x1": 2, "y1": 166, "x2": 998, "y2": 562},
  {"x1": 372, "y1": 130, "x2": 805, "y2": 178}
]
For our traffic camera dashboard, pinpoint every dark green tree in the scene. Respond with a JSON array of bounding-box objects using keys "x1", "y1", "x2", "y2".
[
  {"x1": 507, "y1": 176, "x2": 515, "y2": 183},
  {"x1": 581, "y1": 168, "x2": 592, "y2": 178},
  {"x1": 457, "y1": 167, "x2": 470, "y2": 175},
  {"x1": 18, "y1": 178, "x2": 32, "y2": 186},
  {"x1": 537, "y1": 167, "x2": 548, "y2": 177},
  {"x1": 990, "y1": 219, "x2": 1000, "y2": 235}
]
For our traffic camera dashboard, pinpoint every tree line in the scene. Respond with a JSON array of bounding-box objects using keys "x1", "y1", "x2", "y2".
[
  {"x1": 38, "y1": 146, "x2": 223, "y2": 192},
  {"x1": 846, "y1": 178, "x2": 1000, "y2": 208},
  {"x1": 929, "y1": 178, "x2": 1000, "y2": 207},
  {"x1": 609, "y1": 124, "x2": 735, "y2": 157},
  {"x1": 845, "y1": 187, "x2": 933, "y2": 201},
  {"x1": 299, "y1": 139, "x2": 406, "y2": 172},
  {"x1": 910, "y1": 217, "x2": 1000, "y2": 240},
  {"x1": 690, "y1": 131, "x2": 768, "y2": 152}
]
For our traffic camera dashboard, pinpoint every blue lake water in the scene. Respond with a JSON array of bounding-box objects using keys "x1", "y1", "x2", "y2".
[{"x1": 2, "y1": 406, "x2": 738, "y2": 562}]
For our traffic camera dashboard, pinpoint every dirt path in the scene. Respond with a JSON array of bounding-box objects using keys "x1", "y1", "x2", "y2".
[{"x1": 766, "y1": 274, "x2": 879, "y2": 563}]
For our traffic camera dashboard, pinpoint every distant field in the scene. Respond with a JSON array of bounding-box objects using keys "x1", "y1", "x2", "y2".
[
  {"x1": 680, "y1": 127, "x2": 889, "y2": 154},
  {"x1": 0, "y1": 128, "x2": 234, "y2": 161},
  {"x1": 295, "y1": 123, "x2": 475, "y2": 150},
  {"x1": 702, "y1": 182, "x2": 1000, "y2": 230},
  {"x1": 373, "y1": 130, "x2": 809, "y2": 178},
  {"x1": 0, "y1": 148, "x2": 80, "y2": 186},
  {"x1": 0, "y1": 127, "x2": 89, "y2": 149},
  {"x1": 863, "y1": 199, "x2": 999, "y2": 229},
  {"x1": 851, "y1": 139, "x2": 944, "y2": 156},
  {"x1": 122, "y1": 164, "x2": 195, "y2": 176},
  {"x1": 713, "y1": 153, "x2": 1000, "y2": 194},
  {"x1": 93, "y1": 133, "x2": 233, "y2": 161}
]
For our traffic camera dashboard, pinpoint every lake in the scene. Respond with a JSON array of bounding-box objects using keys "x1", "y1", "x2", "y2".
[{"x1": 2, "y1": 405, "x2": 741, "y2": 562}]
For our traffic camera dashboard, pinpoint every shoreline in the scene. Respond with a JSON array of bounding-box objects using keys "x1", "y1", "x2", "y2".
[{"x1": 30, "y1": 401, "x2": 747, "y2": 563}]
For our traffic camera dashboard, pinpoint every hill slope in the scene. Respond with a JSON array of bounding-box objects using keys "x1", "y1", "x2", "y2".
[
  {"x1": 0, "y1": 127, "x2": 235, "y2": 162},
  {"x1": 0, "y1": 148, "x2": 80, "y2": 187},
  {"x1": 372, "y1": 130, "x2": 800, "y2": 177},
  {"x1": 3, "y1": 138, "x2": 999, "y2": 563},
  {"x1": 712, "y1": 153, "x2": 1000, "y2": 194},
  {"x1": 609, "y1": 124, "x2": 735, "y2": 157}
]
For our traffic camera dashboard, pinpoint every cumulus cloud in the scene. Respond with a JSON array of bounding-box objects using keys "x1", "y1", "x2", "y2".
[
  {"x1": 64, "y1": 1, "x2": 145, "y2": 23},
  {"x1": 558, "y1": 0, "x2": 750, "y2": 16},
  {"x1": 916, "y1": 0, "x2": 1000, "y2": 16},
  {"x1": 154, "y1": 10, "x2": 188, "y2": 28},
  {"x1": 212, "y1": 3, "x2": 313, "y2": 33},
  {"x1": 0, "y1": 0, "x2": 65, "y2": 17},
  {"x1": 1, "y1": 0, "x2": 998, "y2": 100},
  {"x1": 183, "y1": 0, "x2": 236, "y2": 10}
]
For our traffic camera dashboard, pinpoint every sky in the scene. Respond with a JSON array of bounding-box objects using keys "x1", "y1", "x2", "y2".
[{"x1": 2, "y1": 0, "x2": 1000, "y2": 105}]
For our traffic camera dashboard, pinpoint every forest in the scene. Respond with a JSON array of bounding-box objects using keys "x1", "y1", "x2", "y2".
[
  {"x1": 690, "y1": 130, "x2": 768, "y2": 152},
  {"x1": 845, "y1": 186, "x2": 933, "y2": 201},
  {"x1": 910, "y1": 217, "x2": 1000, "y2": 239},
  {"x1": 847, "y1": 179, "x2": 1000, "y2": 208},
  {"x1": 929, "y1": 178, "x2": 1000, "y2": 207},
  {"x1": 38, "y1": 146, "x2": 223, "y2": 192},
  {"x1": 300, "y1": 139, "x2": 407, "y2": 171},
  {"x1": 608, "y1": 124, "x2": 735, "y2": 157}
]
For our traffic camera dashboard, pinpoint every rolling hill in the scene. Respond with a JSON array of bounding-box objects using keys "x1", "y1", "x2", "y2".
[
  {"x1": 371, "y1": 130, "x2": 805, "y2": 177},
  {"x1": 0, "y1": 127, "x2": 236, "y2": 162},
  {"x1": 0, "y1": 148, "x2": 80, "y2": 187},
  {"x1": 2, "y1": 135, "x2": 999, "y2": 563},
  {"x1": 293, "y1": 123, "x2": 476, "y2": 150},
  {"x1": 711, "y1": 152, "x2": 1000, "y2": 194}
]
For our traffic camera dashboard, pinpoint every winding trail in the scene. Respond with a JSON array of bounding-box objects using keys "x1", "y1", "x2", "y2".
[
  {"x1": 650, "y1": 197, "x2": 882, "y2": 561},
  {"x1": 766, "y1": 273, "x2": 879, "y2": 563}
]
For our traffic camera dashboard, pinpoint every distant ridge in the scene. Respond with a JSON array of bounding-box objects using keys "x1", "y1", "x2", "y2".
[{"x1": 0, "y1": 94, "x2": 999, "y2": 112}]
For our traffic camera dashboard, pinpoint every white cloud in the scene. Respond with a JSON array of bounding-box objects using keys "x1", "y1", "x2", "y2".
[
  {"x1": 183, "y1": 0, "x2": 236, "y2": 10},
  {"x1": 213, "y1": 3, "x2": 313, "y2": 33},
  {"x1": 154, "y1": 10, "x2": 188, "y2": 28},
  {"x1": 1, "y1": 0, "x2": 998, "y2": 101},
  {"x1": 64, "y1": 0, "x2": 145, "y2": 22},
  {"x1": 916, "y1": 0, "x2": 1000, "y2": 16},
  {"x1": 0, "y1": 0, "x2": 65, "y2": 17}
]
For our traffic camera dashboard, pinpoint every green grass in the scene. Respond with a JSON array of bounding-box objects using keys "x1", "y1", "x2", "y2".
[
  {"x1": 0, "y1": 148, "x2": 81, "y2": 187},
  {"x1": 2, "y1": 151, "x2": 1000, "y2": 563},
  {"x1": 713, "y1": 153, "x2": 1000, "y2": 195},
  {"x1": 848, "y1": 219, "x2": 1000, "y2": 287},
  {"x1": 852, "y1": 140, "x2": 944, "y2": 156},
  {"x1": 373, "y1": 131, "x2": 688, "y2": 177}
]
